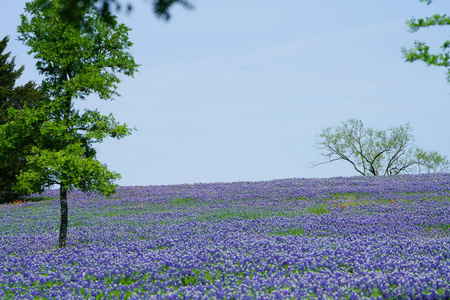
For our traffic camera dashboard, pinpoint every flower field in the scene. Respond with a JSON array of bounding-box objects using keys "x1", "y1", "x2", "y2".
[{"x1": 1, "y1": 174, "x2": 450, "y2": 299}]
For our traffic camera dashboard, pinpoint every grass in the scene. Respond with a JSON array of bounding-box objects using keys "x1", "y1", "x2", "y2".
[
  {"x1": 305, "y1": 203, "x2": 329, "y2": 214},
  {"x1": 170, "y1": 197, "x2": 198, "y2": 206},
  {"x1": 335, "y1": 198, "x2": 397, "y2": 208},
  {"x1": 415, "y1": 223, "x2": 450, "y2": 234},
  {"x1": 68, "y1": 203, "x2": 173, "y2": 227},
  {"x1": 270, "y1": 228, "x2": 306, "y2": 236},
  {"x1": 286, "y1": 196, "x2": 310, "y2": 202},
  {"x1": 196, "y1": 208, "x2": 274, "y2": 221},
  {"x1": 192, "y1": 202, "x2": 340, "y2": 222},
  {"x1": 195, "y1": 207, "x2": 305, "y2": 221},
  {"x1": 327, "y1": 192, "x2": 370, "y2": 201}
]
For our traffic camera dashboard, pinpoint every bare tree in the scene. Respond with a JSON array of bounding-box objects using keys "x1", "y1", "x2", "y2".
[{"x1": 312, "y1": 119, "x2": 449, "y2": 176}]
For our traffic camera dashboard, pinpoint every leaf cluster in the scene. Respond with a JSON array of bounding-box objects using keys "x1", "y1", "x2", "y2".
[
  {"x1": 14, "y1": 142, "x2": 120, "y2": 196},
  {"x1": 402, "y1": 0, "x2": 450, "y2": 84},
  {"x1": 18, "y1": 0, "x2": 138, "y2": 102}
]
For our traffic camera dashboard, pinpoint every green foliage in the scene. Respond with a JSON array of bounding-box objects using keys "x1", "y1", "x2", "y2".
[
  {"x1": 370, "y1": 285, "x2": 383, "y2": 298},
  {"x1": 402, "y1": 0, "x2": 450, "y2": 84},
  {"x1": 180, "y1": 269, "x2": 200, "y2": 286},
  {"x1": 15, "y1": 143, "x2": 121, "y2": 196},
  {"x1": 1, "y1": 0, "x2": 139, "y2": 197},
  {"x1": 437, "y1": 287, "x2": 446, "y2": 296},
  {"x1": 0, "y1": 35, "x2": 42, "y2": 124},
  {"x1": 18, "y1": 0, "x2": 138, "y2": 102},
  {"x1": 0, "y1": 35, "x2": 43, "y2": 200},
  {"x1": 313, "y1": 119, "x2": 449, "y2": 176},
  {"x1": 415, "y1": 148, "x2": 450, "y2": 174},
  {"x1": 0, "y1": 0, "x2": 139, "y2": 248}
]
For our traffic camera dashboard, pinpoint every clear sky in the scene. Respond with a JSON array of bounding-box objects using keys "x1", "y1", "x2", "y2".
[{"x1": 1, "y1": 0, "x2": 449, "y2": 186}]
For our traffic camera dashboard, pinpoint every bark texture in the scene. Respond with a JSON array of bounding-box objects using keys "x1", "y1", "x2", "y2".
[{"x1": 59, "y1": 185, "x2": 68, "y2": 248}]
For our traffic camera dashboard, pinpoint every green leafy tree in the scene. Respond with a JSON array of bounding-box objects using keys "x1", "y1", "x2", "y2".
[
  {"x1": 0, "y1": 35, "x2": 43, "y2": 202},
  {"x1": 0, "y1": 0, "x2": 138, "y2": 248},
  {"x1": 312, "y1": 119, "x2": 449, "y2": 176},
  {"x1": 402, "y1": 0, "x2": 450, "y2": 84},
  {"x1": 415, "y1": 148, "x2": 450, "y2": 174}
]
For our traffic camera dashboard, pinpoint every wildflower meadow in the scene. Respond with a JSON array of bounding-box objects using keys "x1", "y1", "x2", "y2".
[{"x1": 1, "y1": 173, "x2": 450, "y2": 299}]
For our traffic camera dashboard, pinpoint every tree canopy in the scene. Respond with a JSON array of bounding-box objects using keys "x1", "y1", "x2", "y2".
[
  {"x1": 402, "y1": 0, "x2": 450, "y2": 85},
  {"x1": 0, "y1": 36, "x2": 42, "y2": 125},
  {"x1": 0, "y1": 35, "x2": 43, "y2": 202},
  {"x1": 313, "y1": 119, "x2": 449, "y2": 176},
  {"x1": 0, "y1": 0, "x2": 138, "y2": 247}
]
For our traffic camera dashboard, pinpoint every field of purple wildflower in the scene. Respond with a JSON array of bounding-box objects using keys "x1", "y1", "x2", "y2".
[{"x1": 1, "y1": 174, "x2": 450, "y2": 299}]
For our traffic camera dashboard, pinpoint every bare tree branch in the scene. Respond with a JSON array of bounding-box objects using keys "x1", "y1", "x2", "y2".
[{"x1": 312, "y1": 119, "x2": 449, "y2": 177}]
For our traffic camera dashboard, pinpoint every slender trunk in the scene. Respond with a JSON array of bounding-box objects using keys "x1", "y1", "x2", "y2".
[{"x1": 59, "y1": 185, "x2": 68, "y2": 248}]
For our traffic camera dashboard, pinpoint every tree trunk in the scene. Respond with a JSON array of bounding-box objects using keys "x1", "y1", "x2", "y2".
[{"x1": 59, "y1": 185, "x2": 68, "y2": 248}]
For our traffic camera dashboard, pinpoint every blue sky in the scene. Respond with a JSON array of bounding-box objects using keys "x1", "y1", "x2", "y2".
[{"x1": 1, "y1": 0, "x2": 450, "y2": 186}]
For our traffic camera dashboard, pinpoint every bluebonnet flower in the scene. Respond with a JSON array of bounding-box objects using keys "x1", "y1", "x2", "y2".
[{"x1": 1, "y1": 174, "x2": 450, "y2": 298}]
